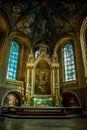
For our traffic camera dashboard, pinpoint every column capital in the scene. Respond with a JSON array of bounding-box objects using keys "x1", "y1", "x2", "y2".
[
  {"x1": 26, "y1": 63, "x2": 34, "y2": 69},
  {"x1": 52, "y1": 63, "x2": 59, "y2": 69}
]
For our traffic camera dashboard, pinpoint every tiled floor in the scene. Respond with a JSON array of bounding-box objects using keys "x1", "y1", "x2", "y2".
[{"x1": 0, "y1": 117, "x2": 87, "y2": 130}]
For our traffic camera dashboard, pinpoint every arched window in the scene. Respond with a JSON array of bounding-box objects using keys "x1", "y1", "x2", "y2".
[
  {"x1": 63, "y1": 42, "x2": 76, "y2": 81},
  {"x1": 7, "y1": 41, "x2": 20, "y2": 80}
]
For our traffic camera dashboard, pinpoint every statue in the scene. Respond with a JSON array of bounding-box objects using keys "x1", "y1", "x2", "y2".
[
  {"x1": 28, "y1": 48, "x2": 34, "y2": 63},
  {"x1": 39, "y1": 41, "x2": 47, "y2": 53}
]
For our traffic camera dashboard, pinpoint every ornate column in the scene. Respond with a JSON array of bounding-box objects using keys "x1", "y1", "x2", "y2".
[
  {"x1": 52, "y1": 53, "x2": 61, "y2": 106},
  {"x1": 31, "y1": 65, "x2": 34, "y2": 95},
  {"x1": 26, "y1": 64, "x2": 34, "y2": 106},
  {"x1": 26, "y1": 68, "x2": 30, "y2": 94},
  {"x1": 52, "y1": 66, "x2": 55, "y2": 95},
  {"x1": 55, "y1": 65, "x2": 60, "y2": 106},
  {"x1": 25, "y1": 49, "x2": 34, "y2": 106},
  {"x1": 52, "y1": 63, "x2": 60, "y2": 107}
]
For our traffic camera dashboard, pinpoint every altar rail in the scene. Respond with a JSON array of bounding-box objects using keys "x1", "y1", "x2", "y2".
[{"x1": 0, "y1": 106, "x2": 82, "y2": 116}]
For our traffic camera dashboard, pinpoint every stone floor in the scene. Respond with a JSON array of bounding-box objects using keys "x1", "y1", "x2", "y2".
[{"x1": 0, "y1": 116, "x2": 87, "y2": 130}]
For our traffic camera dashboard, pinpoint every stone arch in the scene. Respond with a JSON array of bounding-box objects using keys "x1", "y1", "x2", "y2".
[
  {"x1": 80, "y1": 16, "x2": 87, "y2": 77},
  {"x1": 8, "y1": 31, "x2": 31, "y2": 47},
  {"x1": 1, "y1": 89, "x2": 23, "y2": 106},
  {"x1": 62, "y1": 91, "x2": 81, "y2": 107},
  {"x1": 54, "y1": 35, "x2": 75, "y2": 55}
]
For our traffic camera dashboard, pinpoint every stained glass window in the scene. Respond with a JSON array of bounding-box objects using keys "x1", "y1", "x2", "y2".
[
  {"x1": 63, "y1": 43, "x2": 76, "y2": 81},
  {"x1": 7, "y1": 41, "x2": 20, "y2": 80}
]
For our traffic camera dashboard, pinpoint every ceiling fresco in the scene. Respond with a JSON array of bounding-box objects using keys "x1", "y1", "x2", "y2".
[{"x1": 1, "y1": 0, "x2": 87, "y2": 52}]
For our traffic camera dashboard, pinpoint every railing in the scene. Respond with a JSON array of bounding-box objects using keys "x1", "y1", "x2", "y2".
[{"x1": 0, "y1": 106, "x2": 82, "y2": 116}]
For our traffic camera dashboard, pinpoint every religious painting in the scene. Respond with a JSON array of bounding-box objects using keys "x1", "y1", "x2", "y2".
[
  {"x1": 35, "y1": 60, "x2": 51, "y2": 95},
  {"x1": 3, "y1": 93, "x2": 20, "y2": 106}
]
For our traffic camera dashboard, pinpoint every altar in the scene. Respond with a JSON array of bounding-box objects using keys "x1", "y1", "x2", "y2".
[
  {"x1": 25, "y1": 42, "x2": 61, "y2": 107},
  {"x1": 33, "y1": 96, "x2": 53, "y2": 107}
]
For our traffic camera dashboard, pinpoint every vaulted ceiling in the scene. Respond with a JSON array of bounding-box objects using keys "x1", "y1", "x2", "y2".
[{"x1": 0, "y1": 0, "x2": 87, "y2": 53}]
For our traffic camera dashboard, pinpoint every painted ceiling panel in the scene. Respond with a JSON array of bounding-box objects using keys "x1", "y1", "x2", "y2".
[{"x1": 1, "y1": 0, "x2": 87, "y2": 52}]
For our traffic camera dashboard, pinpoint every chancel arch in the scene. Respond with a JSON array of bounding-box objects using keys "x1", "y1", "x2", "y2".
[
  {"x1": 80, "y1": 16, "x2": 87, "y2": 78},
  {"x1": 0, "y1": 1, "x2": 85, "y2": 116}
]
